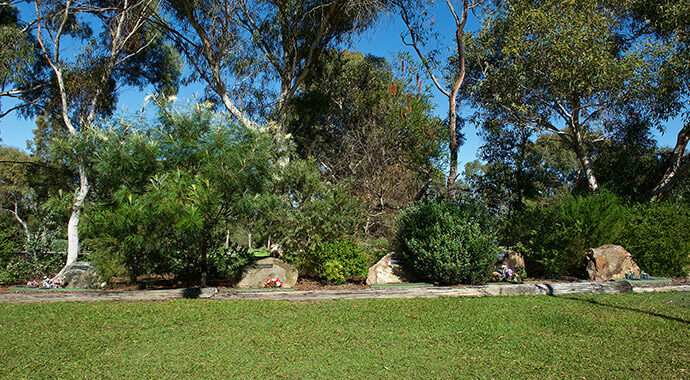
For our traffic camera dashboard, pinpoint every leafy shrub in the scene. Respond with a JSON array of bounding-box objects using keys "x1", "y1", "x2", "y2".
[
  {"x1": 509, "y1": 190, "x2": 627, "y2": 278},
  {"x1": 273, "y1": 159, "x2": 366, "y2": 265},
  {"x1": 618, "y1": 202, "x2": 690, "y2": 277},
  {"x1": 0, "y1": 224, "x2": 23, "y2": 268},
  {"x1": 0, "y1": 233, "x2": 63, "y2": 284},
  {"x1": 306, "y1": 240, "x2": 368, "y2": 284},
  {"x1": 396, "y1": 198, "x2": 498, "y2": 285}
]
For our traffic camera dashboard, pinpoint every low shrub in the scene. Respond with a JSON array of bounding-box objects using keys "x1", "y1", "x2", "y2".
[
  {"x1": 396, "y1": 198, "x2": 498, "y2": 285},
  {"x1": 306, "y1": 240, "x2": 368, "y2": 284},
  {"x1": 509, "y1": 190, "x2": 627, "y2": 278},
  {"x1": 618, "y1": 202, "x2": 690, "y2": 277},
  {"x1": 0, "y1": 234, "x2": 63, "y2": 284}
]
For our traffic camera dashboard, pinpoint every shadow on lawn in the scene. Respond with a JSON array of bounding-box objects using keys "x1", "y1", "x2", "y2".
[{"x1": 557, "y1": 295, "x2": 690, "y2": 325}]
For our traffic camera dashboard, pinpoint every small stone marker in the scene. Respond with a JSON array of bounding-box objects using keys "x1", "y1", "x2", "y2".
[
  {"x1": 236, "y1": 257, "x2": 298, "y2": 288},
  {"x1": 494, "y1": 249, "x2": 525, "y2": 271},
  {"x1": 366, "y1": 253, "x2": 408, "y2": 285},
  {"x1": 62, "y1": 261, "x2": 106, "y2": 289},
  {"x1": 586, "y1": 244, "x2": 641, "y2": 281}
]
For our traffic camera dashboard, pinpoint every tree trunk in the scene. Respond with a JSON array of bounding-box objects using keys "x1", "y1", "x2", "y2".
[
  {"x1": 651, "y1": 122, "x2": 689, "y2": 202},
  {"x1": 199, "y1": 236, "x2": 208, "y2": 287},
  {"x1": 571, "y1": 105, "x2": 598, "y2": 192},
  {"x1": 65, "y1": 164, "x2": 90, "y2": 268},
  {"x1": 447, "y1": 107, "x2": 459, "y2": 199}
]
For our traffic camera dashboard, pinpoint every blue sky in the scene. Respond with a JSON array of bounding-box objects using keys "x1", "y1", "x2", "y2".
[{"x1": 0, "y1": 4, "x2": 684, "y2": 171}]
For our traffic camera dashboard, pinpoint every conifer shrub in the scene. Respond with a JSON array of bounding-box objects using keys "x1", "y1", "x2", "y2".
[
  {"x1": 510, "y1": 190, "x2": 627, "y2": 278},
  {"x1": 619, "y1": 202, "x2": 690, "y2": 277}
]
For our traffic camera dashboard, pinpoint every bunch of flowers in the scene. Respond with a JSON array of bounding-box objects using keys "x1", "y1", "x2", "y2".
[
  {"x1": 625, "y1": 271, "x2": 650, "y2": 280},
  {"x1": 491, "y1": 265, "x2": 525, "y2": 283},
  {"x1": 41, "y1": 276, "x2": 64, "y2": 289},
  {"x1": 265, "y1": 277, "x2": 283, "y2": 288}
]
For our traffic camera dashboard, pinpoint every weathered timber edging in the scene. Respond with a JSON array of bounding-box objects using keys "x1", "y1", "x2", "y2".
[
  {"x1": 213, "y1": 281, "x2": 634, "y2": 301},
  {"x1": 0, "y1": 287, "x2": 217, "y2": 303},
  {"x1": 0, "y1": 281, "x2": 687, "y2": 303}
]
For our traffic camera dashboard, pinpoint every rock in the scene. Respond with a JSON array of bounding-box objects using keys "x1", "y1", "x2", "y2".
[
  {"x1": 366, "y1": 253, "x2": 408, "y2": 285},
  {"x1": 61, "y1": 261, "x2": 106, "y2": 289},
  {"x1": 586, "y1": 244, "x2": 641, "y2": 281},
  {"x1": 494, "y1": 249, "x2": 525, "y2": 271},
  {"x1": 490, "y1": 249, "x2": 526, "y2": 282},
  {"x1": 236, "y1": 257, "x2": 298, "y2": 288}
]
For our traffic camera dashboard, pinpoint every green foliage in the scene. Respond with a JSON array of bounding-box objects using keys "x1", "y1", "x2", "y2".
[
  {"x1": 286, "y1": 50, "x2": 445, "y2": 237},
  {"x1": 306, "y1": 240, "x2": 368, "y2": 284},
  {"x1": 0, "y1": 222, "x2": 22, "y2": 267},
  {"x1": 273, "y1": 159, "x2": 366, "y2": 264},
  {"x1": 509, "y1": 190, "x2": 627, "y2": 278},
  {"x1": 619, "y1": 202, "x2": 690, "y2": 276},
  {"x1": 0, "y1": 232, "x2": 63, "y2": 284},
  {"x1": 396, "y1": 198, "x2": 498, "y2": 285},
  {"x1": 85, "y1": 105, "x2": 280, "y2": 284}
]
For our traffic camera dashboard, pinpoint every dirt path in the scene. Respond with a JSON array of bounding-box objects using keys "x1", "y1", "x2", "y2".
[{"x1": 1, "y1": 280, "x2": 688, "y2": 303}]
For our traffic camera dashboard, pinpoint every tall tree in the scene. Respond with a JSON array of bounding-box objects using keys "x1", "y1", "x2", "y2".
[
  {"x1": 0, "y1": 1, "x2": 50, "y2": 121},
  {"x1": 31, "y1": 0, "x2": 179, "y2": 270},
  {"x1": 617, "y1": 0, "x2": 690, "y2": 201},
  {"x1": 395, "y1": 0, "x2": 482, "y2": 198},
  {"x1": 159, "y1": 0, "x2": 382, "y2": 130},
  {"x1": 467, "y1": 0, "x2": 657, "y2": 193},
  {"x1": 286, "y1": 50, "x2": 445, "y2": 235}
]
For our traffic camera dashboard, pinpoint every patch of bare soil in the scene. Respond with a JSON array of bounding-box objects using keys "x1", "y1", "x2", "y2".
[{"x1": 292, "y1": 277, "x2": 368, "y2": 291}]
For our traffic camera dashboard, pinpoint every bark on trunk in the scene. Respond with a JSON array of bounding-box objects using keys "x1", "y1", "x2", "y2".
[
  {"x1": 200, "y1": 237, "x2": 208, "y2": 287},
  {"x1": 65, "y1": 164, "x2": 90, "y2": 268},
  {"x1": 651, "y1": 122, "x2": 689, "y2": 202},
  {"x1": 444, "y1": 0, "x2": 468, "y2": 199},
  {"x1": 571, "y1": 104, "x2": 598, "y2": 192}
]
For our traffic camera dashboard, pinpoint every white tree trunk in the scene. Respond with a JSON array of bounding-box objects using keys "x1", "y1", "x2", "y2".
[
  {"x1": 65, "y1": 164, "x2": 90, "y2": 267},
  {"x1": 651, "y1": 122, "x2": 689, "y2": 201}
]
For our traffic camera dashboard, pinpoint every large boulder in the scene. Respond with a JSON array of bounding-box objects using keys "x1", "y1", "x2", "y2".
[
  {"x1": 586, "y1": 244, "x2": 641, "y2": 281},
  {"x1": 236, "y1": 257, "x2": 298, "y2": 289},
  {"x1": 366, "y1": 253, "x2": 408, "y2": 285},
  {"x1": 62, "y1": 261, "x2": 106, "y2": 289}
]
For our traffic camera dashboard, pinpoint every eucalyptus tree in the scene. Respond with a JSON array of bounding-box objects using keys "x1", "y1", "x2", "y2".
[
  {"x1": 158, "y1": 0, "x2": 382, "y2": 131},
  {"x1": 616, "y1": 0, "x2": 690, "y2": 201},
  {"x1": 0, "y1": 1, "x2": 50, "y2": 120},
  {"x1": 30, "y1": 0, "x2": 179, "y2": 270},
  {"x1": 286, "y1": 50, "x2": 445, "y2": 236},
  {"x1": 467, "y1": 0, "x2": 658, "y2": 193},
  {"x1": 394, "y1": 0, "x2": 484, "y2": 198}
]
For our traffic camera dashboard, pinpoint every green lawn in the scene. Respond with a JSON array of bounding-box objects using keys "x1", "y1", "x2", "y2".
[{"x1": 1, "y1": 292, "x2": 689, "y2": 379}]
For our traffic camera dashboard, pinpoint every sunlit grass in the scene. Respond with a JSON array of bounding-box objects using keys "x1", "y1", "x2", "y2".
[{"x1": 1, "y1": 292, "x2": 688, "y2": 378}]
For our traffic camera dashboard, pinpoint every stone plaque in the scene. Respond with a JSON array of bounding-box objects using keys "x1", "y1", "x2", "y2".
[{"x1": 252, "y1": 263, "x2": 274, "y2": 269}]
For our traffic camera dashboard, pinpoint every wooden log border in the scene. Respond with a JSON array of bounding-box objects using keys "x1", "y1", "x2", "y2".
[{"x1": 1, "y1": 281, "x2": 688, "y2": 303}]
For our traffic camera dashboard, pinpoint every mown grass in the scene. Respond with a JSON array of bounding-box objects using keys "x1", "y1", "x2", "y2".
[{"x1": 1, "y1": 292, "x2": 689, "y2": 379}]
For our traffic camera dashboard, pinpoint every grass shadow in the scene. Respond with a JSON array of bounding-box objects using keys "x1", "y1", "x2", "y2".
[
  {"x1": 558, "y1": 294, "x2": 690, "y2": 325},
  {"x1": 182, "y1": 288, "x2": 202, "y2": 299}
]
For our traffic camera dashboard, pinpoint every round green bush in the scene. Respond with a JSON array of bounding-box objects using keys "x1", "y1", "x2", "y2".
[
  {"x1": 308, "y1": 240, "x2": 369, "y2": 284},
  {"x1": 396, "y1": 198, "x2": 498, "y2": 285},
  {"x1": 619, "y1": 202, "x2": 690, "y2": 277}
]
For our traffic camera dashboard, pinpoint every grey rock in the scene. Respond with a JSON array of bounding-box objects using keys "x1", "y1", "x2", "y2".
[
  {"x1": 366, "y1": 253, "x2": 408, "y2": 285},
  {"x1": 495, "y1": 249, "x2": 525, "y2": 270},
  {"x1": 61, "y1": 261, "x2": 106, "y2": 289},
  {"x1": 236, "y1": 257, "x2": 298, "y2": 288},
  {"x1": 586, "y1": 244, "x2": 641, "y2": 281}
]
